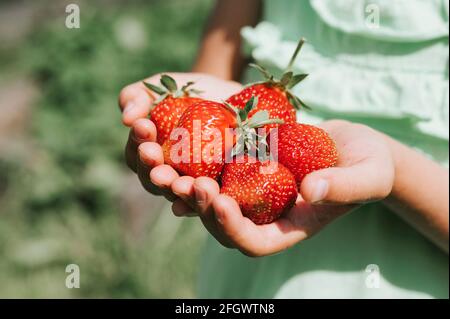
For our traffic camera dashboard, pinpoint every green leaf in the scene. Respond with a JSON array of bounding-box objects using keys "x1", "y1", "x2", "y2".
[
  {"x1": 238, "y1": 109, "x2": 248, "y2": 122},
  {"x1": 289, "y1": 93, "x2": 311, "y2": 110},
  {"x1": 244, "y1": 96, "x2": 258, "y2": 115},
  {"x1": 160, "y1": 74, "x2": 178, "y2": 92},
  {"x1": 247, "y1": 110, "x2": 269, "y2": 127},
  {"x1": 287, "y1": 74, "x2": 308, "y2": 89},
  {"x1": 231, "y1": 140, "x2": 245, "y2": 158},
  {"x1": 288, "y1": 95, "x2": 301, "y2": 110},
  {"x1": 143, "y1": 82, "x2": 166, "y2": 95},
  {"x1": 246, "y1": 110, "x2": 284, "y2": 128},
  {"x1": 188, "y1": 89, "x2": 204, "y2": 95},
  {"x1": 237, "y1": 97, "x2": 257, "y2": 122},
  {"x1": 182, "y1": 81, "x2": 195, "y2": 90},
  {"x1": 249, "y1": 118, "x2": 284, "y2": 128},
  {"x1": 249, "y1": 63, "x2": 272, "y2": 80},
  {"x1": 173, "y1": 91, "x2": 184, "y2": 98},
  {"x1": 296, "y1": 96, "x2": 311, "y2": 110},
  {"x1": 152, "y1": 94, "x2": 168, "y2": 106},
  {"x1": 223, "y1": 101, "x2": 240, "y2": 116},
  {"x1": 181, "y1": 81, "x2": 194, "y2": 92},
  {"x1": 280, "y1": 72, "x2": 293, "y2": 87}
]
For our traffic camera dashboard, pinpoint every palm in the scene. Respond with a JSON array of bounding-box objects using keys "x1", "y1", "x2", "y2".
[
  {"x1": 119, "y1": 72, "x2": 395, "y2": 257},
  {"x1": 193, "y1": 120, "x2": 395, "y2": 256}
]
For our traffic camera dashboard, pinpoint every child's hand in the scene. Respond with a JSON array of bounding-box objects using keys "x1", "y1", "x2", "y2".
[
  {"x1": 170, "y1": 120, "x2": 396, "y2": 256},
  {"x1": 118, "y1": 72, "x2": 242, "y2": 199}
]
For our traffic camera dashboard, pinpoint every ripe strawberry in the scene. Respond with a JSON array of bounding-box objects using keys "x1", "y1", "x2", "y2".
[
  {"x1": 144, "y1": 75, "x2": 203, "y2": 144},
  {"x1": 163, "y1": 97, "x2": 282, "y2": 180},
  {"x1": 162, "y1": 100, "x2": 235, "y2": 179},
  {"x1": 269, "y1": 123, "x2": 338, "y2": 188},
  {"x1": 226, "y1": 38, "x2": 310, "y2": 130},
  {"x1": 226, "y1": 84, "x2": 297, "y2": 131},
  {"x1": 221, "y1": 155, "x2": 298, "y2": 224}
]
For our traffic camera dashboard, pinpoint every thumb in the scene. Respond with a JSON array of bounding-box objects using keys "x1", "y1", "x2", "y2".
[{"x1": 300, "y1": 160, "x2": 394, "y2": 205}]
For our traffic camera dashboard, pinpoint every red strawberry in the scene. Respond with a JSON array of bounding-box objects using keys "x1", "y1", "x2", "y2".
[
  {"x1": 163, "y1": 97, "x2": 282, "y2": 180},
  {"x1": 226, "y1": 84, "x2": 297, "y2": 131},
  {"x1": 144, "y1": 75, "x2": 203, "y2": 144},
  {"x1": 226, "y1": 38, "x2": 310, "y2": 130},
  {"x1": 221, "y1": 155, "x2": 298, "y2": 225},
  {"x1": 162, "y1": 100, "x2": 235, "y2": 179},
  {"x1": 269, "y1": 123, "x2": 338, "y2": 188}
]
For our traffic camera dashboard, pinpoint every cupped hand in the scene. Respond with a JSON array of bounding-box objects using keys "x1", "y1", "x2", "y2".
[
  {"x1": 118, "y1": 72, "x2": 242, "y2": 201},
  {"x1": 170, "y1": 120, "x2": 396, "y2": 256}
]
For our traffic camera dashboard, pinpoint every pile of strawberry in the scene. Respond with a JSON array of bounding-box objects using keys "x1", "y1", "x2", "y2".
[{"x1": 144, "y1": 39, "x2": 338, "y2": 225}]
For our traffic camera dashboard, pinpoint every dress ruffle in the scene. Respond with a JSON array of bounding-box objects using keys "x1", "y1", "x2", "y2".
[
  {"x1": 241, "y1": 20, "x2": 449, "y2": 141},
  {"x1": 310, "y1": 0, "x2": 449, "y2": 42}
]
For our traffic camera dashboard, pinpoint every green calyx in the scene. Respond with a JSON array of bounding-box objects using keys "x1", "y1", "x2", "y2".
[
  {"x1": 224, "y1": 96, "x2": 283, "y2": 158},
  {"x1": 248, "y1": 37, "x2": 311, "y2": 110},
  {"x1": 143, "y1": 74, "x2": 202, "y2": 106}
]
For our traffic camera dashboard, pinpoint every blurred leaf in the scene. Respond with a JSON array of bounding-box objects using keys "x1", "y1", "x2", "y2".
[{"x1": 0, "y1": 0, "x2": 212, "y2": 298}]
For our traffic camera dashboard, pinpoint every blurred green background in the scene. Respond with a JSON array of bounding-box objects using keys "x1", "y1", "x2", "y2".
[{"x1": 0, "y1": 0, "x2": 213, "y2": 298}]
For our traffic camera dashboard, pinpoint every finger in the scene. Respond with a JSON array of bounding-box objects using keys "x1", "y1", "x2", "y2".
[
  {"x1": 300, "y1": 160, "x2": 394, "y2": 205},
  {"x1": 138, "y1": 142, "x2": 164, "y2": 168},
  {"x1": 285, "y1": 194, "x2": 354, "y2": 237},
  {"x1": 193, "y1": 177, "x2": 220, "y2": 214},
  {"x1": 150, "y1": 164, "x2": 179, "y2": 201},
  {"x1": 136, "y1": 143, "x2": 165, "y2": 196},
  {"x1": 136, "y1": 160, "x2": 162, "y2": 196},
  {"x1": 136, "y1": 142, "x2": 164, "y2": 195},
  {"x1": 193, "y1": 177, "x2": 233, "y2": 248},
  {"x1": 171, "y1": 176, "x2": 196, "y2": 209},
  {"x1": 119, "y1": 82, "x2": 154, "y2": 126},
  {"x1": 171, "y1": 199, "x2": 196, "y2": 217},
  {"x1": 211, "y1": 195, "x2": 272, "y2": 256},
  {"x1": 125, "y1": 119, "x2": 157, "y2": 172},
  {"x1": 213, "y1": 195, "x2": 312, "y2": 257},
  {"x1": 214, "y1": 195, "x2": 350, "y2": 256}
]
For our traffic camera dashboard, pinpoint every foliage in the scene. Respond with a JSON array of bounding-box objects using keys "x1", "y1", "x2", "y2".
[{"x1": 0, "y1": 0, "x2": 211, "y2": 298}]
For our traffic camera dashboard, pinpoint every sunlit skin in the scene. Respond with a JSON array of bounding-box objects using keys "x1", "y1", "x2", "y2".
[
  {"x1": 118, "y1": 0, "x2": 448, "y2": 256},
  {"x1": 119, "y1": 72, "x2": 448, "y2": 256}
]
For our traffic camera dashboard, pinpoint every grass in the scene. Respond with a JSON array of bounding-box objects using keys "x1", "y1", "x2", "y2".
[{"x1": 0, "y1": 0, "x2": 212, "y2": 298}]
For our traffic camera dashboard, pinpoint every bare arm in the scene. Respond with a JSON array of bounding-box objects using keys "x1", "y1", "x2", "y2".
[
  {"x1": 192, "y1": 0, "x2": 262, "y2": 80},
  {"x1": 383, "y1": 136, "x2": 449, "y2": 253}
]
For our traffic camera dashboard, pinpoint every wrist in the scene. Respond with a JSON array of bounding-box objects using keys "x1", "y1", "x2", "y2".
[{"x1": 381, "y1": 133, "x2": 406, "y2": 203}]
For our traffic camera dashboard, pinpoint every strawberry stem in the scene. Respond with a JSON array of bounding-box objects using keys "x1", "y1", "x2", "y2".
[
  {"x1": 287, "y1": 38, "x2": 305, "y2": 72},
  {"x1": 143, "y1": 74, "x2": 202, "y2": 105}
]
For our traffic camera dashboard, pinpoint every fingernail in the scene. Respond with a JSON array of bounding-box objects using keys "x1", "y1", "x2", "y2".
[{"x1": 311, "y1": 179, "x2": 328, "y2": 203}]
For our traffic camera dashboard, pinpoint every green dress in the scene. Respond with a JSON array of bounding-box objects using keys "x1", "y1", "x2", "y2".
[{"x1": 198, "y1": 0, "x2": 449, "y2": 298}]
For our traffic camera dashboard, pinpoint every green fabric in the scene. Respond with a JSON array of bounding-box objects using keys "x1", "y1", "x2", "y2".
[{"x1": 198, "y1": 0, "x2": 449, "y2": 298}]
